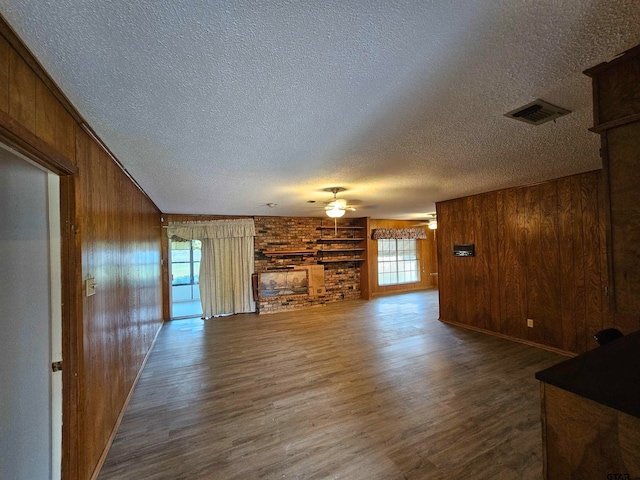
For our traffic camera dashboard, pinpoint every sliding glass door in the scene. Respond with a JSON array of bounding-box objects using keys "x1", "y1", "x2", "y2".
[{"x1": 170, "y1": 239, "x2": 203, "y2": 318}]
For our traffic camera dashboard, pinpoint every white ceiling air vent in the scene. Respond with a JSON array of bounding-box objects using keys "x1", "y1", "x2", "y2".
[{"x1": 504, "y1": 99, "x2": 571, "y2": 125}]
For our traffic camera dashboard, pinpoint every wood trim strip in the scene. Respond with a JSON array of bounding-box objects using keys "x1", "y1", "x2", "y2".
[
  {"x1": 359, "y1": 217, "x2": 373, "y2": 300},
  {"x1": 589, "y1": 112, "x2": 640, "y2": 133},
  {"x1": 539, "y1": 383, "x2": 548, "y2": 480},
  {"x1": 583, "y1": 43, "x2": 640, "y2": 77},
  {"x1": 439, "y1": 318, "x2": 575, "y2": 357},
  {"x1": 161, "y1": 220, "x2": 171, "y2": 321},
  {"x1": 60, "y1": 175, "x2": 82, "y2": 480},
  {"x1": 0, "y1": 109, "x2": 76, "y2": 174},
  {"x1": 600, "y1": 133, "x2": 616, "y2": 314},
  {"x1": 371, "y1": 286, "x2": 436, "y2": 297}
]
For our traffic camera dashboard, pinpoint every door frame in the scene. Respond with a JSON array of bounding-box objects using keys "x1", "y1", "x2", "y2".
[
  {"x1": 169, "y1": 238, "x2": 203, "y2": 319},
  {"x1": 0, "y1": 122, "x2": 80, "y2": 480},
  {"x1": 48, "y1": 170, "x2": 62, "y2": 480}
]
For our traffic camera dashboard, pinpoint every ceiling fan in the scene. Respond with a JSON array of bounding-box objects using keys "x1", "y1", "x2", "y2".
[
  {"x1": 415, "y1": 213, "x2": 438, "y2": 230},
  {"x1": 324, "y1": 187, "x2": 356, "y2": 218}
]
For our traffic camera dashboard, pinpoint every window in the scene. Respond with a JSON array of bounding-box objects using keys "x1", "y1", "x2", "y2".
[
  {"x1": 377, "y1": 239, "x2": 419, "y2": 286},
  {"x1": 170, "y1": 239, "x2": 202, "y2": 318}
]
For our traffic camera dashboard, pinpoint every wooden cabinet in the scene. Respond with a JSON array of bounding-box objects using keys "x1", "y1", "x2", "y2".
[
  {"x1": 539, "y1": 383, "x2": 640, "y2": 480},
  {"x1": 536, "y1": 331, "x2": 640, "y2": 479},
  {"x1": 585, "y1": 44, "x2": 640, "y2": 316}
]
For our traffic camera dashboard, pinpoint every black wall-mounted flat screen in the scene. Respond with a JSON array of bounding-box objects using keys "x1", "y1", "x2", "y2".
[{"x1": 453, "y1": 244, "x2": 475, "y2": 257}]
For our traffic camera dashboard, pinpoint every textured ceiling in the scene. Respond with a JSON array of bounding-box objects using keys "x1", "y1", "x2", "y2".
[{"x1": 1, "y1": 1, "x2": 640, "y2": 219}]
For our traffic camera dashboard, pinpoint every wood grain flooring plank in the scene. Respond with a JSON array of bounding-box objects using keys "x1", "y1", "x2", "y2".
[{"x1": 99, "y1": 291, "x2": 564, "y2": 480}]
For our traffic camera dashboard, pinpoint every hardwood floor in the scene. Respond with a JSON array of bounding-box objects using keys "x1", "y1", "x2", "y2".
[{"x1": 98, "y1": 290, "x2": 565, "y2": 480}]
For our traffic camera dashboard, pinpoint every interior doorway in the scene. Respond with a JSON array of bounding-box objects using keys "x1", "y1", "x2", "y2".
[{"x1": 0, "y1": 144, "x2": 62, "y2": 479}]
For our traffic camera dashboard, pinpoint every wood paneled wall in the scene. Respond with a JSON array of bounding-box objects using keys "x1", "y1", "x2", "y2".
[
  {"x1": 437, "y1": 171, "x2": 620, "y2": 355},
  {"x1": 76, "y1": 130, "x2": 162, "y2": 479},
  {"x1": 367, "y1": 219, "x2": 438, "y2": 297},
  {"x1": 0, "y1": 21, "x2": 163, "y2": 480}
]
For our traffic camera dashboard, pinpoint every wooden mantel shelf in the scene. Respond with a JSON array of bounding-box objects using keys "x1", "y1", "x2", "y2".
[
  {"x1": 317, "y1": 258, "x2": 365, "y2": 263},
  {"x1": 263, "y1": 250, "x2": 316, "y2": 257},
  {"x1": 317, "y1": 238, "x2": 365, "y2": 242},
  {"x1": 318, "y1": 248, "x2": 365, "y2": 253},
  {"x1": 316, "y1": 226, "x2": 365, "y2": 230}
]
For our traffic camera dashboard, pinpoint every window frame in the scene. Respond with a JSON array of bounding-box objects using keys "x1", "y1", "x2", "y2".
[
  {"x1": 377, "y1": 238, "x2": 420, "y2": 286},
  {"x1": 170, "y1": 239, "x2": 201, "y2": 287}
]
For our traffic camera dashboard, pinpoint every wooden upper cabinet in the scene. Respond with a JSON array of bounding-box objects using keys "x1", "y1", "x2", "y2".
[
  {"x1": 587, "y1": 46, "x2": 640, "y2": 128},
  {"x1": 585, "y1": 44, "x2": 640, "y2": 316}
]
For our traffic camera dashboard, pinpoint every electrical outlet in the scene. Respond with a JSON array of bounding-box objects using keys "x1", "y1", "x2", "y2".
[
  {"x1": 527, "y1": 318, "x2": 534, "y2": 328},
  {"x1": 86, "y1": 277, "x2": 97, "y2": 297}
]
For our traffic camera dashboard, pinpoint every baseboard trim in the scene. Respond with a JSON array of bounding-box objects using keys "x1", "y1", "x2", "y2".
[
  {"x1": 372, "y1": 287, "x2": 437, "y2": 298},
  {"x1": 90, "y1": 322, "x2": 163, "y2": 480},
  {"x1": 439, "y1": 318, "x2": 576, "y2": 357}
]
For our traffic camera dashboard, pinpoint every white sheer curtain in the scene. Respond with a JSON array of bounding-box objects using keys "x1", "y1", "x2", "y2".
[{"x1": 167, "y1": 219, "x2": 255, "y2": 318}]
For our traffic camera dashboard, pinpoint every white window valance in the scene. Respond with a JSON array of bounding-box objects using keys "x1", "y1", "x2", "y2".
[{"x1": 167, "y1": 219, "x2": 255, "y2": 240}]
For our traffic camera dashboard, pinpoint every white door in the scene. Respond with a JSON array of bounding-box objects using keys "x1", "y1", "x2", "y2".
[{"x1": 0, "y1": 145, "x2": 62, "y2": 480}]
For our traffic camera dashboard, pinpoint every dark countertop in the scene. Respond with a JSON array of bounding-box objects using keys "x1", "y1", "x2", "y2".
[{"x1": 535, "y1": 329, "x2": 640, "y2": 418}]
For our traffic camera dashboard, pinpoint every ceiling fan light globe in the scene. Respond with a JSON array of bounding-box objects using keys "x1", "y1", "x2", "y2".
[
  {"x1": 428, "y1": 219, "x2": 438, "y2": 230},
  {"x1": 326, "y1": 207, "x2": 346, "y2": 218}
]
